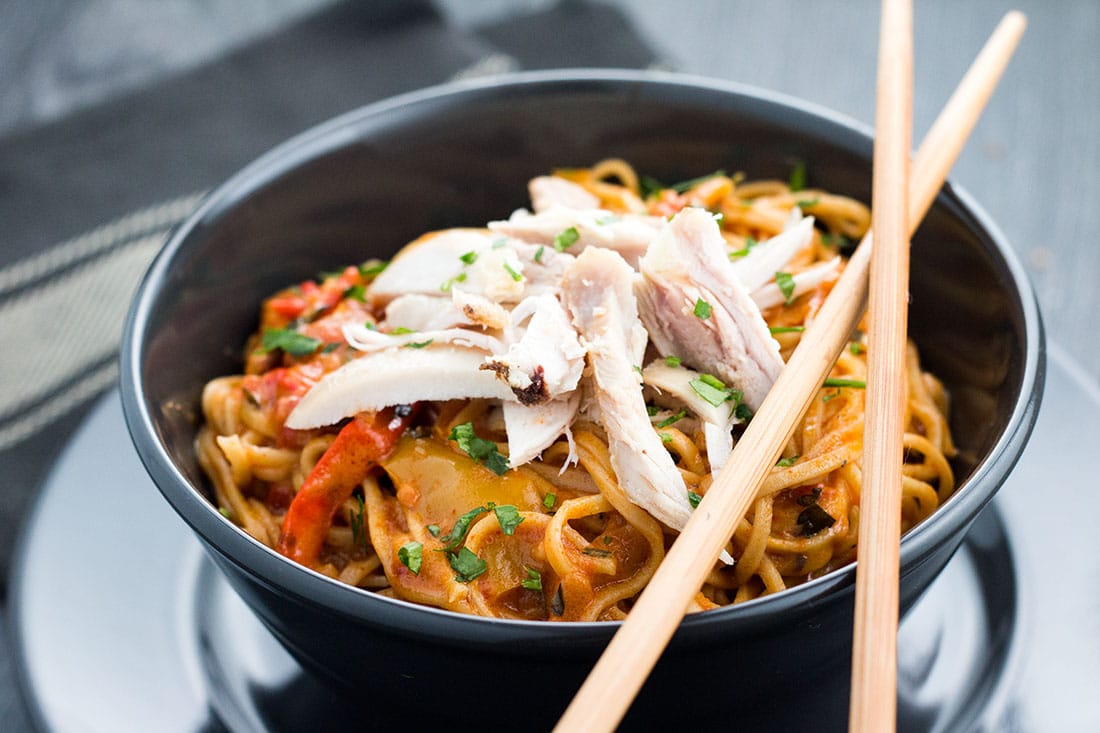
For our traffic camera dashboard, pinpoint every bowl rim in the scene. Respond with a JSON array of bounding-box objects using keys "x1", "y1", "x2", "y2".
[{"x1": 120, "y1": 68, "x2": 1044, "y2": 646}]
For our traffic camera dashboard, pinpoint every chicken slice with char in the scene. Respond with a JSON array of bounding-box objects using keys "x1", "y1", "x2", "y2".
[
  {"x1": 636, "y1": 207, "x2": 784, "y2": 411},
  {"x1": 481, "y1": 293, "x2": 585, "y2": 405},
  {"x1": 285, "y1": 345, "x2": 516, "y2": 430},
  {"x1": 561, "y1": 247, "x2": 693, "y2": 531}
]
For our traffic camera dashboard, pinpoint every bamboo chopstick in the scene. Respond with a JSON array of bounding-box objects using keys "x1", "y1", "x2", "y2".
[
  {"x1": 553, "y1": 11, "x2": 1026, "y2": 733},
  {"x1": 848, "y1": 0, "x2": 912, "y2": 730}
]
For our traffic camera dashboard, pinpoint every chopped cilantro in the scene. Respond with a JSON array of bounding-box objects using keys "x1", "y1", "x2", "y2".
[
  {"x1": 398, "y1": 542, "x2": 423, "y2": 575},
  {"x1": 769, "y1": 326, "x2": 805, "y2": 334},
  {"x1": 775, "y1": 271, "x2": 796, "y2": 304},
  {"x1": 823, "y1": 378, "x2": 866, "y2": 389},
  {"x1": 350, "y1": 494, "x2": 367, "y2": 546},
  {"x1": 657, "y1": 409, "x2": 687, "y2": 428},
  {"x1": 260, "y1": 328, "x2": 322, "y2": 356},
  {"x1": 459, "y1": 251, "x2": 478, "y2": 265},
  {"x1": 448, "y1": 422, "x2": 510, "y2": 476},
  {"x1": 534, "y1": 245, "x2": 545, "y2": 263},
  {"x1": 822, "y1": 389, "x2": 841, "y2": 402},
  {"x1": 360, "y1": 260, "x2": 388, "y2": 277},
  {"x1": 639, "y1": 175, "x2": 665, "y2": 198},
  {"x1": 664, "y1": 355, "x2": 682, "y2": 367},
  {"x1": 493, "y1": 504, "x2": 524, "y2": 535},
  {"x1": 364, "y1": 321, "x2": 377, "y2": 331},
  {"x1": 503, "y1": 262, "x2": 523, "y2": 282},
  {"x1": 690, "y1": 376, "x2": 731, "y2": 407},
  {"x1": 391, "y1": 327, "x2": 415, "y2": 335},
  {"x1": 543, "y1": 493, "x2": 556, "y2": 510},
  {"x1": 776, "y1": 455, "x2": 800, "y2": 468},
  {"x1": 669, "y1": 170, "x2": 726, "y2": 193},
  {"x1": 440, "y1": 272, "x2": 468, "y2": 292},
  {"x1": 687, "y1": 491, "x2": 703, "y2": 508},
  {"x1": 647, "y1": 405, "x2": 660, "y2": 417},
  {"x1": 344, "y1": 284, "x2": 366, "y2": 302},
  {"x1": 660, "y1": 432, "x2": 673, "y2": 444},
  {"x1": 521, "y1": 567, "x2": 543, "y2": 591},
  {"x1": 633, "y1": 365, "x2": 643, "y2": 375},
  {"x1": 553, "y1": 227, "x2": 580, "y2": 252},
  {"x1": 699, "y1": 373, "x2": 726, "y2": 390},
  {"x1": 405, "y1": 339, "x2": 433, "y2": 349},
  {"x1": 218, "y1": 506, "x2": 232, "y2": 519},
  {"x1": 427, "y1": 524, "x2": 441, "y2": 538},
  {"x1": 439, "y1": 505, "x2": 489, "y2": 551},
  {"x1": 693, "y1": 298, "x2": 712, "y2": 320},
  {"x1": 321, "y1": 342, "x2": 340, "y2": 354},
  {"x1": 734, "y1": 403, "x2": 754, "y2": 421},
  {"x1": 796, "y1": 197, "x2": 820, "y2": 208},
  {"x1": 449, "y1": 547, "x2": 487, "y2": 582},
  {"x1": 728, "y1": 236, "x2": 759, "y2": 259},
  {"x1": 789, "y1": 160, "x2": 807, "y2": 192},
  {"x1": 850, "y1": 342, "x2": 864, "y2": 355}
]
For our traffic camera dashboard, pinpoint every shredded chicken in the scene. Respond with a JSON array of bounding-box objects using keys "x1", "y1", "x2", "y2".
[
  {"x1": 636, "y1": 207, "x2": 784, "y2": 411},
  {"x1": 489, "y1": 206, "x2": 664, "y2": 268},
  {"x1": 529, "y1": 175, "x2": 600, "y2": 212},
  {"x1": 562, "y1": 247, "x2": 694, "y2": 530}
]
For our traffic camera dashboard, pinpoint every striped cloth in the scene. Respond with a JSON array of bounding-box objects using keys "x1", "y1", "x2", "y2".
[{"x1": 0, "y1": 0, "x2": 663, "y2": 587}]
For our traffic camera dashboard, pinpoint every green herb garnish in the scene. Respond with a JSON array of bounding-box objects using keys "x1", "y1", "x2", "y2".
[
  {"x1": 260, "y1": 328, "x2": 322, "y2": 356},
  {"x1": 493, "y1": 504, "x2": 524, "y2": 535},
  {"x1": 449, "y1": 547, "x2": 487, "y2": 582},
  {"x1": 503, "y1": 262, "x2": 523, "y2": 282},
  {"x1": 657, "y1": 408, "x2": 687, "y2": 428},
  {"x1": 728, "y1": 236, "x2": 759, "y2": 259},
  {"x1": 459, "y1": 251, "x2": 478, "y2": 265},
  {"x1": 823, "y1": 378, "x2": 866, "y2": 389},
  {"x1": 427, "y1": 524, "x2": 441, "y2": 538},
  {"x1": 664, "y1": 355, "x2": 682, "y2": 367},
  {"x1": 553, "y1": 227, "x2": 580, "y2": 252},
  {"x1": 521, "y1": 567, "x2": 543, "y2": 591},
  {"x1": 687, "y1": 491, "x2": 703, "y2": 508},
  {"x1": 344, "y1": 284, "x2": 366, "y2": 302},
  {"x1": 669, "y1": 170, "x2": 727, "y2": 193},
  {"x1": 690, "y1": 376, "x2": 731, "y2": 407},
  {"x1": 534, "y1": 245, "x2": 545, "y2": 263},
  {"x1": 350, "y1": 494, "x2": 367, "y2": 546},
  {"x1": 693, "y1": 298, "x2": 712, "y2": 320},
  {"x1": 788, "y1": 160, "x2": 806, "y2": 192},
  {"x1": 360, "y1": 260, "x2": 388, "y2": 277},
  {"x1": 775, "y1": 271, "x2": 796, "y2": 304},
  {"x1": 776, "y1": 455, "x2": 800, "y2": 468},
  {"x1": 769, "y1": 326, "x2": 805, "y2": 334},
  {"x1": 398, "y1": 541, "x2": 423, "y2": 575},
  {"x1": 543, "y1": 493, "x2": 556, "y2": 510},
  {"x1": 439, "y1": 505, "x2": 490, "y2": 551},
  {"x1": 796, "y1": 197, "x2": 820, "y2": 208},
  {"x1": 448, "y1": 422, "x2": 510, "y2": 476}
]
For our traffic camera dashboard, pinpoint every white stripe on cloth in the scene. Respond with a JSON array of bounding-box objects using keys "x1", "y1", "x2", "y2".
[
  {"x1": 0, "y1": 361, "x2": 118, "y2": 452},
  {"x1": 0, "y1": 191, "x2": 205, "y2": 297}
]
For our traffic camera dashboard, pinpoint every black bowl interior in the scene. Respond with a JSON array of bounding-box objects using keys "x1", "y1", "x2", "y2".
[{"x1": 121, "y1": 72, "x2": 1042, "y2": 726}]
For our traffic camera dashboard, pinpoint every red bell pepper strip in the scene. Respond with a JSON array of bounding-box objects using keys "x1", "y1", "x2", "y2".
[{"x1": 276, "y1": 405, "x2": 417, "y2": 567}]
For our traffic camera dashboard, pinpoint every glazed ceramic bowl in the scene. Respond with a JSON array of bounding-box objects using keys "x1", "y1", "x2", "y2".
[{"x1": 120, "y1": 70, "x2": 1043, "y2": 730}]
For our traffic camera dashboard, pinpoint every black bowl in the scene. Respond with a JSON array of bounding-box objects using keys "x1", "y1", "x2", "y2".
[{"x1": 120, "y1": 70, "x2": 1043, "y2": 730}]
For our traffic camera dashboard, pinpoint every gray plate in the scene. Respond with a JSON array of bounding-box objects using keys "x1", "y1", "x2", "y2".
[{"x1": 11, "y1": 344, "x2": 1099, "y2": 731}]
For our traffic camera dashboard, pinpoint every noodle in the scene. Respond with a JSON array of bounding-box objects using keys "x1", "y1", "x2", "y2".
[{"x1": 195, "y1": 161, "x2": 957, "y2": 619}]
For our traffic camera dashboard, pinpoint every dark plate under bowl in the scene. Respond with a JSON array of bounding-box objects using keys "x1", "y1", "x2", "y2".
[{"x1": 120, "y1": 70, "x2": 1043, "y2": 729}]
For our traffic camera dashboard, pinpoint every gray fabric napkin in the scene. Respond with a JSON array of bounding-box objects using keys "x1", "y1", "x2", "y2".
[{"x1": 0, "y1": 0, "x2": 660, "y2": 590}]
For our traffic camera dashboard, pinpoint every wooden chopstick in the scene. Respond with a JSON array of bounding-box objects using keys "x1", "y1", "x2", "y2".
[
  {"x1": 848, "y1": 0, "x2": 912, "y2": 730},
  {"x1": 553, "y1": 11, "x2": 1027, "y2": 733}
]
